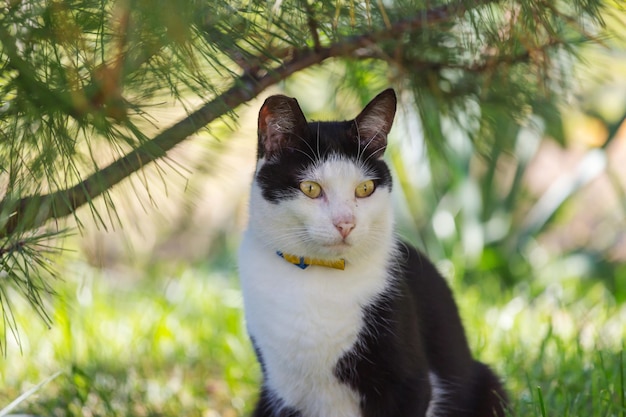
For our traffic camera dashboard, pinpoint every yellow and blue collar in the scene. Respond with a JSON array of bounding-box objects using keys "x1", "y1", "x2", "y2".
[{"x1": 277, "y1": 251, "x2": 345, "y2": 270}]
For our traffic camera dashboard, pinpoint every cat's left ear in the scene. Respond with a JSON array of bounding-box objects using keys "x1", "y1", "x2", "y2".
[
  {"x1": 257, "y1": 94, "x2": 308, "y2": 160},
  {"x1": 353, "y1": 89, "x2": 397, "y2": 158}
]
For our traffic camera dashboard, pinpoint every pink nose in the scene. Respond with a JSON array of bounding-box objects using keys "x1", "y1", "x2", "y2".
[{"x1": 334, "y1": 222, "x2": 355, "y2": 238}]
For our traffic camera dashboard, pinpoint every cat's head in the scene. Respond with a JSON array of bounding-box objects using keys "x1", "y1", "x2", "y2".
[{"x1": 248, "y1": 89, "x2": 397, "y2": 264}]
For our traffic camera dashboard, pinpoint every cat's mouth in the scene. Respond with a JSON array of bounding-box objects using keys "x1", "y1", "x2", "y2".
[
  {"x1": 321, "y1": 241, "x2": 351, "y2": 252},
  {"x1": 307, "y1": 230, "x2": 353, "y2": 254}
]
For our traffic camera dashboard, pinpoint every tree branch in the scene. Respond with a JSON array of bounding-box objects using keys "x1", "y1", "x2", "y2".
[
  {"x1": 0, "y1": 0, "x2": 497, "y2": 238},
  {"x1": 302, "y1": 0, "x2": 322, "y2": 52}
]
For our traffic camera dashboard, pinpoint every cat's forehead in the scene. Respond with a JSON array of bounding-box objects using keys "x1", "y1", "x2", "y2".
[{"x1": 301, "y1": 154, "x2": 373, "y2": 181}]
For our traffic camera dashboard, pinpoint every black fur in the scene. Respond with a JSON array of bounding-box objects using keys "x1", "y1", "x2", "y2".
[{"x1": 334, "y1": 244, "x2": 508, "y2": 417}]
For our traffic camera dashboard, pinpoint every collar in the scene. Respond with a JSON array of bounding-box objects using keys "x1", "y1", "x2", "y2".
[{"x1": 277, "y1": 251, "x2": 345, "y2": 270}]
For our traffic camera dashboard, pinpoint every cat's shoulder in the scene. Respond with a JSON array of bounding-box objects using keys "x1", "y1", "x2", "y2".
[
  {"x1": 393, "y1": 239, "x2": 439, "y2": 273},
  {"x1": 392, "y1": 239, "x2": 452, "y2": 291}
]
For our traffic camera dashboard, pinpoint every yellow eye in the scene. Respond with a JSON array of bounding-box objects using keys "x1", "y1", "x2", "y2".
[
  {"x1": 300, "y1": 181, "x2": 322, "y2": 198},
  {"x1": 355, "y1": 180, "x2": 375, "y2": 198}
]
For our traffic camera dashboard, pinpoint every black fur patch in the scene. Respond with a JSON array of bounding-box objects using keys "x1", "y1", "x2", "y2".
[
  {"x1": 334, "y1": 244, "x2": 508, "y2": 417},
  {"x1": 256, "y1": 121, "x2": 392, "y2": 203}
]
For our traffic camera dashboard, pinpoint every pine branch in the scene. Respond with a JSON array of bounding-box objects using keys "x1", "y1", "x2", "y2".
[
  {"x1": 0, "y1": 26, "x2": 84, "y2": 121},
  {"x1": 0, "y1": 239, "x2": 26, "y2": 257},
  {"x1": 302, "y1": 0, "x2": 322, "y2": 52},
  {"x1": 0, "y1": 0, "x2": 524, "y2": 239},
  {"x1": 1, "y1": 5, "x2": 165, "y2": 124}
]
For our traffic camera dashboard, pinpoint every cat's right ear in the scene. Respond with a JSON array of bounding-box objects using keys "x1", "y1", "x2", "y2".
[
  {"x1": 257, "y1": 95, "x2": 308, "y2": 160},
  {"x1": 353, "y1": 89, "x2": 396, "y2": 158}
]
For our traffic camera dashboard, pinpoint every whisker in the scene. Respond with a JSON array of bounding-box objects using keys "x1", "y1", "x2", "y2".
[
  {"x1": 286, "y1": 146, "x2": 317, "y2": 165},
  {"x1": 360, "y1": 131, "x2": 379, "y2": 154},
  {"x1": 355, "y1": 121, "x2": 364, "y2": 161},
  {"x1": 295, "y1": 132, "x2": 319, "y2": 163},
  {"x1": 354, "y1": 121, "x2": 387, "y2": 164},
  {"x1": 316, "y1": 122, "x2": 322, "y2": 162},
  {"x1": 361, "y1": 143, "x2": 387, "y2": 165}
]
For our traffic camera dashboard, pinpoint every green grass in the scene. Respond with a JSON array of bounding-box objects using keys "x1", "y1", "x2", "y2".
[
  {"x1": 1, "y1": 256, "x2": 625, "y2": 417},
  {"x1": 1, "y1": 260, "x2": 258, "y2": 416},
  {"x1": 456, "y1": 275, "x2": 625, "y2": 416}
]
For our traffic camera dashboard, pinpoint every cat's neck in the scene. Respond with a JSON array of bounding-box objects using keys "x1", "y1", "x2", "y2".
[{"x1": 243, "y1": 224, "x2": 397, "y2": 280}]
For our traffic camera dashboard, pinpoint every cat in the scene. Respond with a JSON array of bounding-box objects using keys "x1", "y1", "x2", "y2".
[{"x1": 238, "y1": 89, "x2": 508, "y2": 417}]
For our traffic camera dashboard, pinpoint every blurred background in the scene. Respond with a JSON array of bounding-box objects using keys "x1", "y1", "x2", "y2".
[{"x1": 1, "y1": 1, "x2": 625, "y2": 416}]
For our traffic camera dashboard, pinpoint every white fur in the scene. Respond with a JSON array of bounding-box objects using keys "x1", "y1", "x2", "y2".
[
  {"x1": 239, "y1": 156, "x2": 395, "y2": 417},
  {"x1": 426, "y1": 371, "x2": 448, "y2": 417}
]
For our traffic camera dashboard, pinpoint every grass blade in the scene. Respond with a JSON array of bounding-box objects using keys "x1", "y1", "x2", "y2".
[
  {"x1": 0, "y1": 371, "x2": 63, "y2": 417},
  {"x1": 537, "y1": 385, "x2": 548, "y2": 417},
  {"x1": 619, "y1": 347, "x2": 626, "y2": 417}
]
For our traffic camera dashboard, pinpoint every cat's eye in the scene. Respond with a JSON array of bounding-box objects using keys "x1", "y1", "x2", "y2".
[
  {"x1": 300, "y1": 181, "x2": 322, "y2": 199},
  {"x1": 355, "y1": 180, "x2": 375, "y2": 198}
]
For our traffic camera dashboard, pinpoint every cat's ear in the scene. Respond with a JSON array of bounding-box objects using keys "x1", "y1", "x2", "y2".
[
  {"x1": 257, "y1": 94, "x2": 308, "y2": 159},
  {"x1": 353, "y1": 89, "x2": 396, "y2": 158}
]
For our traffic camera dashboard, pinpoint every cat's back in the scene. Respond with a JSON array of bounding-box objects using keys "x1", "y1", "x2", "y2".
[
  {"x1": 392, "y1": 242, "x2": 509, "y2": 417},
  {"x1": 395, "y1": 242, "x2": 475, "y2": 373}
]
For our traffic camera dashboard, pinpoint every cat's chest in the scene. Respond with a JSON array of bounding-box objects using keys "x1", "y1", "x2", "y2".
[{"x1": 238, "y1": 234, "x2": 392, "y2": 416}]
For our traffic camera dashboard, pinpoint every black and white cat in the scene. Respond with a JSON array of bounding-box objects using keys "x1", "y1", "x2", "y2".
[{"x1": 238, "y1": 89, "x2": 508, "y2": 417}]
